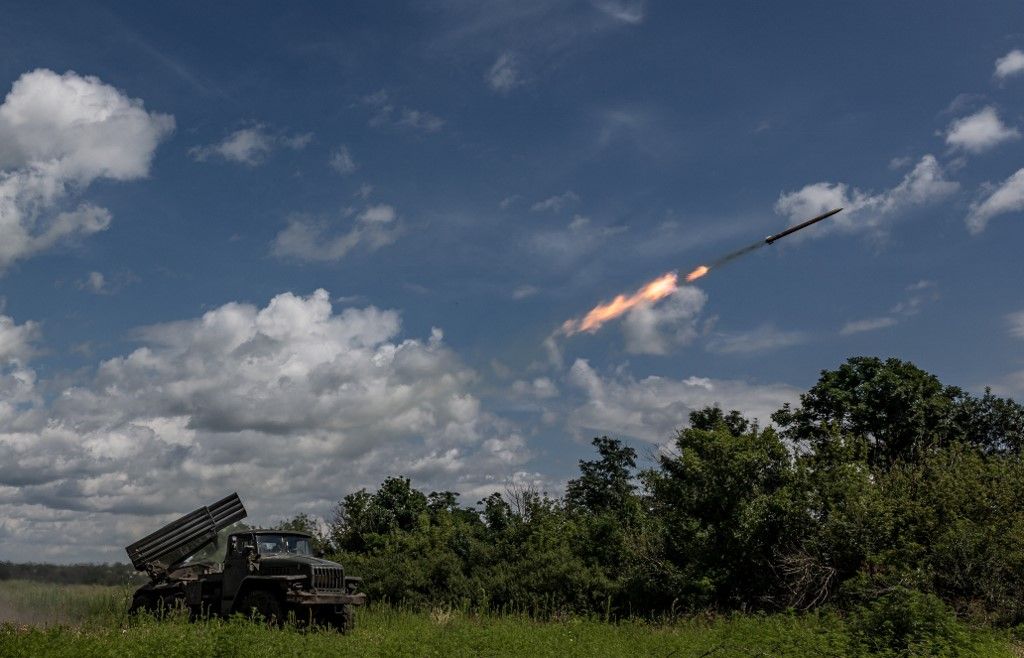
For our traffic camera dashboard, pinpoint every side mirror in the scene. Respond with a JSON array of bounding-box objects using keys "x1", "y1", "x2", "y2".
[{"x1": 315, "y1": 549, "x2": 325, "y2": 559}]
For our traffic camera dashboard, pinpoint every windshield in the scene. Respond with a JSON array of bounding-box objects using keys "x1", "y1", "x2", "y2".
[{"x1": 255, "y1": 534, "x2": 313, "y2": 556}]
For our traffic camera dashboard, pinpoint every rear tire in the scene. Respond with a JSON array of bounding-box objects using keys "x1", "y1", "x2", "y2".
[
  {"x1": 129, "y1": 593, "x2": 152, "y2": 616},
  {"x1": 129, "y1": 591, "x2": 185, "y2": 618}
]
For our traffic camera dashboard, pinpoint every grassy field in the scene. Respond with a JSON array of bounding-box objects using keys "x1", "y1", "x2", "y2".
[{"x1": 0, "y1": 580, "x2": 1018, "y2": 657}]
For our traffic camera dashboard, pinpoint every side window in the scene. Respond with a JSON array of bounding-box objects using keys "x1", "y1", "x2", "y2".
[{"x1": 227, "y1": 535, "x2": 239, "y2": 557}]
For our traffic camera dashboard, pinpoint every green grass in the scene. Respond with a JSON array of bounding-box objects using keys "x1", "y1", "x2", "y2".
[{"x1": 0, "y1": 580, "x2": 1017, "y2": 657}]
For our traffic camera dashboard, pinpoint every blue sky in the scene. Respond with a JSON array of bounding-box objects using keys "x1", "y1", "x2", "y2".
[{"x1": 2, "y1": 1, "x2": 1024, "y2": 561}]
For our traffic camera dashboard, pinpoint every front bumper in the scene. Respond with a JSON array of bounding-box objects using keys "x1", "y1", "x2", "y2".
[{"x1": 285, "y1": 590, "x2": 367, "y2": 606}]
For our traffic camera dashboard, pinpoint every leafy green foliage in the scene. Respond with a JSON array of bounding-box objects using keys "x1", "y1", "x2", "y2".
[
  {"x1": 847, "y1": 588, "x2": 967, "y2": 656},
  {"x1": 312, "y1": 356, "x2": 1024, "y2": 636}
]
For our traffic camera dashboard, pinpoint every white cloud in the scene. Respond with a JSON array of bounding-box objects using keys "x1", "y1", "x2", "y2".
[
  {"x1": 775, "y1": 155, "x2": 958, "y2": 237},
  {"x1": 362, "y1": 90, "x2": 444, "y2": 133},
  {"x1": 591, "y1": 0, "x2": 645, "y2": 24},
  {"x1": 1008, "y1": 310, "x2": 1024, "y2": 339},
  {"x1": 995, "y1": 49, "x2": 1024, "y2": 79},
  {"x1": 944, "y1": 107, "x2": 1019, "y2": 153},
  {"x1": 281, "y1": 133, "x2": 313, "y2": 150},
  {"x1": 397, "y1": 109, "x2": 445, "y2": 132},
  {"x1": 706, "y1": 324, "x2": 807, "y2": 354},
  {"x1": 486, "y1": 52, "x2": 522, "y2": 93},
  {"x1": 329, "y1": 145, "x2": 357, "y2": 175},
  {"x1": 621, "y1": 287, "x2": 707, "y2": 355},
  {"x1": 839, "y1": 280, "x2": 938, "y2": 335},
  {"x1": 78, "y1": 271, "x2": 107, "y2": 295},
  {"x1": 966, "y1": 168, "x2": 1024, "y2": 234},
  {"x1": 190, "y1": 126, "x2": 272, "y2": 165},
  {"x1": 272, "y1": 204, "x2": 401, "y2": 262},
  {"x1": 840, "y1": 316, "x2": 898, "y2": 336},
  {"x1": 499, "y1": 195, "x2": 520, "y2": 210},
  {"x1": 0, "y1": 314, "x2": 39, "y2": 364},
  {"x1": 567, "y1": 359, "x2": 799, "y2": 443},
  {"x1": 512, "y1": 377, "x2": 559, "y2": 399},
  {"x1": 531, "y1": 190, "x2": 579, "y2": 212},
  {"x1": 512, "y1": 285, "x2": 538, "y2": 299},
  {"x1": 528, "y1": 214, "x2": 625, "y2": 265},
  {"x1": 0, "y1": 290, "x2": 529, "y2": 561},
  {"x1": 0, "y1": 69, "x2": 173, "y2": 270},
  {"x1": 190, "y1": 125, "x2": 311, "y2": 166}
]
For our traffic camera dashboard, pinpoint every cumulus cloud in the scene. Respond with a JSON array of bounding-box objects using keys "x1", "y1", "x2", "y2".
[
  {"x1": 705, "y1": 324, "x2": 807, "y2": 354},
  {"x1": 621, "y1": 287, "x2": 707, "y2": 355},
  {"x1": 0, "y1": 290, "x2": 529, "y2": 561},
  {"x1": 0, "y1": 314, "x2": 39, "y2": 364},
  {"x1": 362, "y1": 90, "x2": 444, "y2": 133},
  {"x1": 0, "y1": 69, "x2": 173, "y2": 270},
  {"x1": 775, "y1": 155, "x2": 958, "y2": 237},
  {"x1": 512, "y1": 377, "x2": 559, "y2": 399},
  {"x1": 567, "y1": 359, "x2": 799, "y2": 443},
  {"x1": 329, "y1": 145, "x2": 357, "y2": 175},
  {"x1": 486, "y1": 52, "x2": 523, "y2": 93},
  {"x1": 966, "y1": 168, "x2": 1024, "y2": 234},
  {"x1": 995, "y1": 49, "x2": 1024, "y2": 80},
  {"x1": 271, "y1": 204, "x2": 402, "y2": 262},
  {"x1": 189, "y1": 125, "x2": 310, "y2": 166},
  {"x1": 944, "y1": 107, "x2": 1019, "y2": 154}
]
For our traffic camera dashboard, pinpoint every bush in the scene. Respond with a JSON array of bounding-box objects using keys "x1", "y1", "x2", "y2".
[{"x1": 847, "y1": 588, "x2": 967, "y2": 656}]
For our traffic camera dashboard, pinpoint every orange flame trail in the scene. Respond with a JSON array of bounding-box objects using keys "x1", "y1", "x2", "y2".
[
  {"x1": 685, "y1": 265, "x2": 710, "y2": 282},
  {"x1": 563, "y1": 271, "x2": 680, "y2": 335}
]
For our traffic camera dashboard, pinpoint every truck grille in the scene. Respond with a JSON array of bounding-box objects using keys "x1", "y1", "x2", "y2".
[{"x1": 312, "y1": 566, "x2": 343, "y2": 591}]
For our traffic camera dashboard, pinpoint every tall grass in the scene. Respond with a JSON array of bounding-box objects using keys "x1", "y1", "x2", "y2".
[
  {"x1": 0, "y1": 581, "x2": 1018, "y2": 657},
  {"x1": 0, "y1": 580, "x2": 131, "y2": 626}
]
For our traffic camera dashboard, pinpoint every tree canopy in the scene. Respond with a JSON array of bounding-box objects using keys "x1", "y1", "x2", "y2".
[{"x1": 271, "y1": 356, "x2": 1024, "y2": 623}]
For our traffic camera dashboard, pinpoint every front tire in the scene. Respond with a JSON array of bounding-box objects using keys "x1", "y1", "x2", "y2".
[
  {"x1": 238, "y1": 589, "x2": 284, "y2": 627},
  {"x1": 336, "y1": 604, "x2": 355, "y2": 633}
]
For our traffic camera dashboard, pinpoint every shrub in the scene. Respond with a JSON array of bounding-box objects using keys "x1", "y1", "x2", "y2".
[{"x1": 847, "y1": 588, "x2": 967, "y2": 656}]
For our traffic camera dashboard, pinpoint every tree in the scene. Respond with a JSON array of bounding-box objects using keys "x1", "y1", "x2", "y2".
[
  {"x1": 275, "y1": 513, "x2": 330, "y2": 554},
  {"x1": 952, "y1": 387, "x2": 1024, "y2": 454},
  {"x1": 565, "y1": 436, "x2": 637, "y2": 515},
  {"x1": 643, "y1": 409, "x2": 796, "y2": 608},
  {"x1": 772, "y1": 357, "x2": 962, "y2": 468}
]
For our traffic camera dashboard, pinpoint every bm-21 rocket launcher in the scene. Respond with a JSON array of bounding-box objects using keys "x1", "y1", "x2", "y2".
[{"x1": 126, "y1": 493, "x2": 365, "y2": 631}]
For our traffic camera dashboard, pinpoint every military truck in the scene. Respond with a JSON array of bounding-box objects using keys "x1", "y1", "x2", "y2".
[{"x1": 125, "y1": 493, "x2": 365, "y2": 630}]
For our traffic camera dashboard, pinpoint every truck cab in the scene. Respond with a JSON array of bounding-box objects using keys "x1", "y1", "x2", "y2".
[{"x1": 221, "y1": 529, "x2": 364, "y2": 627}]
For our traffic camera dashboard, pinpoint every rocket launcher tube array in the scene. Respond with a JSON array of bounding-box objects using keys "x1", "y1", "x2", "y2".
[{"x1": 125, "y1": 492, "x2": 247, "y2": 578}]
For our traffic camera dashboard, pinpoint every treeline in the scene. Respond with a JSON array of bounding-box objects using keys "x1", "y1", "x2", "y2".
[
  {"x1": 282, "y1": 357, "x2": 1024, "y2": 625},
  {"x1": 0, "y1": 561, "x2": 137, "y2": 586}
]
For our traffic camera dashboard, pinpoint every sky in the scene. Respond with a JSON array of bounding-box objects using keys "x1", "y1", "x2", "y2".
[{"x1": 1, "y1": 0, "x2": 1024, "y2": 563}]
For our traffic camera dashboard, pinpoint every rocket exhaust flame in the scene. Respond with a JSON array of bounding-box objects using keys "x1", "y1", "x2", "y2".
[
  {"x1": 561, "y1": 207, "x2": 842, "y2": 337},
  {"x1": 685, "y1": 265, "x2": 709, "y2": 282},
  {"x1": 562, "y1": 271, "x2": 679, "y2": 335}
]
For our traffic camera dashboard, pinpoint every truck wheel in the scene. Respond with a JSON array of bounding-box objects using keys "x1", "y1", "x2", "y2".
[
  {"x1": 239, "y1": 590, "x2": 284, "y2": 627},
  {"x1": 337, "y1": 604, "x2": 355, "y2": 634},
  {"x1": 157, "y1": 593, "x2": 187, "y2": 618},
  {"x1": 129, "y1": 593, "x2": 153, "y2": 616}
]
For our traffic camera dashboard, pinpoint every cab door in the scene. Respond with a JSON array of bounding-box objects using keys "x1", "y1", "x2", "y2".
[{"x1": 221, "y1": 533, "x2": 254, "y2": 614}]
